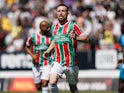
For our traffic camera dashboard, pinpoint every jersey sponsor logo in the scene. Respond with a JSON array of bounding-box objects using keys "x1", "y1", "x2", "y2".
[
  {"x1": 54, "y1": 34, "x2": 70, "y2": 43},
  {"x1": 35, "y1": 44, "x2": 48, "y2": 51}
]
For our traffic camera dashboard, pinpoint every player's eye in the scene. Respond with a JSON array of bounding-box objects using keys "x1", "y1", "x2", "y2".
[{"x1": 57, "y1": 10, "x2": 66, "y2": 12}]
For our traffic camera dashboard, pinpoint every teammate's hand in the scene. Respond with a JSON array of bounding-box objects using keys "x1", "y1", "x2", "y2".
[
  {"x1": 42, "y1": 51, "x2": 49, "y2": 59},
  {"x1": 32, "y1": 54, "x2": 37, "y2": 60},
  {"x1": 69, "y1": 31, "x2": 76, "y2": 39}
]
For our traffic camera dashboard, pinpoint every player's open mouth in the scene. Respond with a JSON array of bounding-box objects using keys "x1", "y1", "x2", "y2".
[{"x1": 59, "y1": 17, "x2": 63, "y2": 18}]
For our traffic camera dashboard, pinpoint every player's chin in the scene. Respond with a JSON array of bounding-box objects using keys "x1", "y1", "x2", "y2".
[{"x1": 58, "y1": 17, "x2": 64, "y2": 21}]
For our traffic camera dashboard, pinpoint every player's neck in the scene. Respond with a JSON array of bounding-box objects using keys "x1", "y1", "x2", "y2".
[
  {"x1": 40, "y1": 31, "x2": 44, "y2": 35},
  {"x1": 59, "y1": 20, "x2": 68, "y2": 25}
]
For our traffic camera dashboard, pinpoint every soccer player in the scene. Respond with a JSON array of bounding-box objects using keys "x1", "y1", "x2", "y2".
[
  {"x1": 25, "y1": 21, "x2": 52, "y2": 93},
  {"x1": 43, "y1": 4, "x2": 90, "y2": 93},
  {"x1": 118, "y1": 22, "x2": 124, "y2": 93}
]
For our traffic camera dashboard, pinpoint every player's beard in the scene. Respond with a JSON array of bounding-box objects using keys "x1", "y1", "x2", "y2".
[
  {"x1": 58, "y1": 17, "x2": 68, "y2": 24},
  {"x1": 43, "y1": 31, "x2": 49, "y2": 35}
]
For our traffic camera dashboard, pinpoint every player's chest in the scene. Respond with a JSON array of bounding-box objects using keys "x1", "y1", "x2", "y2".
[
  {"x1": 53, "y1": 25, "x2": 73, "y2": 36},
  {"x1": 32, "y1": 36, "x2": 51, "y2": 50}
]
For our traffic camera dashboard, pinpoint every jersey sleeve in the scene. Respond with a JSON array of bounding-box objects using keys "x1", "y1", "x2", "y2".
[
  {"x1": 73, "y1": 22, "x2": 91, "y2": 36},
  {"x1": 26, "y1": 35, "x2": 33, "y2": 46},
  {"x1": 73, "y1": 23, "x2": 83, "y2": 36}
]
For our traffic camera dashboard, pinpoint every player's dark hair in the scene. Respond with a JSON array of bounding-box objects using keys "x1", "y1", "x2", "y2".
[{"x1": 56, "y1": 4, "x2": 69, "y2": 11}]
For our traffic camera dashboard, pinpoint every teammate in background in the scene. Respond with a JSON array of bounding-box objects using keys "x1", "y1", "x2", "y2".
[
  {"x1": 43, "y1": 4, "x2": 90, "y2": 93},
  {"x1": 118, "y1": 21, "x2": 124, "y2": 93},
  {"x1": 25, "y1": 21, "x2": 52, "y2": 93}
]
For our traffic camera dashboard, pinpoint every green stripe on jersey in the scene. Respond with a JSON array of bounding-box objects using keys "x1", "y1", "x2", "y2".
[
  {"x1": 59, "y1": 44, "x2": 65, "y2": 66},
  {"x1": 57, "y1": 26, "x2": 63, "y2": 64}
]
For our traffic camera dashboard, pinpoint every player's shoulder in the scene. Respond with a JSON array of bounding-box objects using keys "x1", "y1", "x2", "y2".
[
  {"x1": 28, "y1": 32, "x2": 39, "y2": 39},
  {"x1": 68, "y1": 20, "x2": 75, "y2": 25},
  {"x1": 69, "y1": 21, "x2": 77, "y2": 26},
  {"x1": 51, "y1": 24, "x2": 56, "y2": 28},
  {"x1": 70, "y1": 20, "x2": 75, "y2": 23}
]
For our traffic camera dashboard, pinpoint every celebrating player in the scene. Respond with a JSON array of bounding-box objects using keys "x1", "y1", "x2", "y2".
[{"x1": 43, "y1": 4, "x2": 91, "y2": 93}]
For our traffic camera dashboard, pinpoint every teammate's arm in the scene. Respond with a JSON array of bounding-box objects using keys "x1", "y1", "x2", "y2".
[
  {"x1": 42, "y1": 40, "x2": 55, "y2": 59},
  {"x1": 25, "y1": 45, "x2": 37, "y2": 60}
]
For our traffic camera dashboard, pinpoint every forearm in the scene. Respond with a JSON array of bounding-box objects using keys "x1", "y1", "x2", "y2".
[
  {"x1": 46, "y1": 40, "x2": 55, "y2": 53},
  {"x1": 25, "y1": 46, "x2": 34, "y2": 58},
  {"x1": 75, "y1": 35, "x2": 88, "y2": 42}
]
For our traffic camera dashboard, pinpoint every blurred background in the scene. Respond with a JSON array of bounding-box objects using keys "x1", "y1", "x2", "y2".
[{"x1": 0, "y1": 0, "x2": 124, "y2": 92}]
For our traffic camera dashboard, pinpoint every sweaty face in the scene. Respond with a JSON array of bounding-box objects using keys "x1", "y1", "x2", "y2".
[{"x1": 56, "y1": 6, "x2": 68, "y2": 21}]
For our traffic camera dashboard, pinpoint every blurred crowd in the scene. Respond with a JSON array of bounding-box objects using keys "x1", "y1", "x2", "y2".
[{"x1": 0, "y1": 0, "x2": 124, "y2": 53}]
